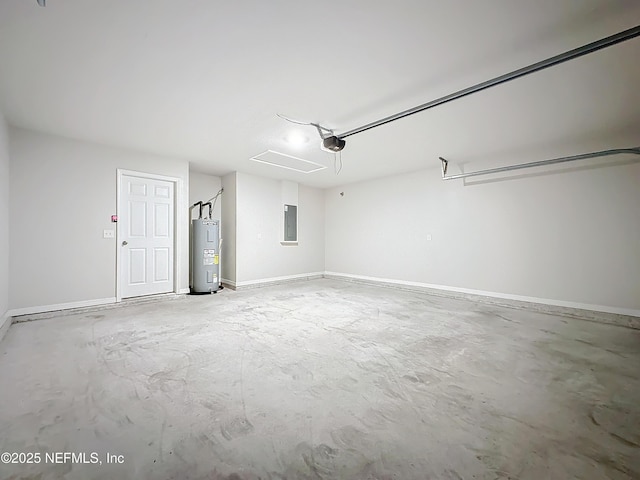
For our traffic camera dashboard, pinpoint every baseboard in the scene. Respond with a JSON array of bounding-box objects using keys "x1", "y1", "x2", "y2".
[
  {"x1": 178, "y1": 288, "x2": 190, "y2": 295},
  {"x1": 221, "y1": 279, "x2": 236, "y2": 290},
  {"x1": 0, "y1": 310, "x2": 11, "y2": 344},
  {"x1": 324, "y1": 272, "x2": 640, "y2": 328},
  {"x1": 8, "y1": 297, "x2": 117, "y2": 319},
  {"x1": 235, "y1": 272, "x2": 324, "y2": 290}
]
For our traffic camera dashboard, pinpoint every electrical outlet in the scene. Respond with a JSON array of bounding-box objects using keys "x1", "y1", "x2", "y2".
[
  {"x1": 103, "y1": 230, "x2": 115, "y2": 239},
  {"x1": 427, "y1": 234, "x2": 432, "y2": 241}
]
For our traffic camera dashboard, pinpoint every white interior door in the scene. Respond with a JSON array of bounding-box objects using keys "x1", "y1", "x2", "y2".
[{"x1": 120, "y1": 174, "x2": 174, "y2": 298}]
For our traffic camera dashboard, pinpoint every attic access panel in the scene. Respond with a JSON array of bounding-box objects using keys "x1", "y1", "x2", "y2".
[{"x1": 250, "y1": 150, "x2": 326, "y2": 174}]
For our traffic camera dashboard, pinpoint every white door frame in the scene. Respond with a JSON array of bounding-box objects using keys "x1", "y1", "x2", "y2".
[{"x1": 116, "y1": 169, "x2": 184, "y2": 302}]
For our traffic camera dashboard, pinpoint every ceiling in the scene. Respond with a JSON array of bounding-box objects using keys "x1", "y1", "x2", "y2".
[{"x1": 0, "y1": 0, "x2": 638, "y2": 188}]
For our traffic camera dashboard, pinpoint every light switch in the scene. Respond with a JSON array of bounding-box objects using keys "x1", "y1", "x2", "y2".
[
  {"x1": 426, "y1": 234, "x2": 432, "y2": 241},
  {"x1": 103, "y1": 230, "x2": 115, "y2": 239}
]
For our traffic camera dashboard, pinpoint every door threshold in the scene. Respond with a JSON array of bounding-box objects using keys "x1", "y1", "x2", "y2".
[{"x1": 119, "y1": 292, "x2": 182, "y2": 305}]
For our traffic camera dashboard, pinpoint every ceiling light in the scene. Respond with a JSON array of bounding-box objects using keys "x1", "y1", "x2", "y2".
[
  {"x1": 284, "y1": 132, "x2": 309, "y2": 147},
  {"x1": 277, "y1": 114, "x2": 341, "y2": 151}
]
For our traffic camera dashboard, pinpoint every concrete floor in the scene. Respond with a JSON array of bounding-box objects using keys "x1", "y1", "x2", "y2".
[{"x1": 0, "y1": 279, "x2": 638, "y2": 480}]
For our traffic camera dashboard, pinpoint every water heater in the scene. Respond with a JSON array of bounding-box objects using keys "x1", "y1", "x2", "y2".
[{"x1": 191, "y1": 217, "x2": 220, "y2": 294}]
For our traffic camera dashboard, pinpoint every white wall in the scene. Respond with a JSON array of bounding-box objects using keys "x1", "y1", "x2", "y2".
[
  {"x1": 9, "y1": 128, "x2": 190, "y2": 311},
  {"x1": 235, "y1": 172, "x2": 324, "y2": 285},
  {"x1": 221, "y1": 172, "x2": 237, "y2": 284},
  {"x1": 189, "y1": 172, "x2": 222, "y2": 222},
  {"x1": 325, "y1": 160, "x2": 640, "y2": 313},
  {"x1": 0, "y1": 112, "x2": 10, "y2": 334}
]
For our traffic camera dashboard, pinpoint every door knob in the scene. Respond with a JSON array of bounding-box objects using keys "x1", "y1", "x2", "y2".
[{"x1": 122, "y1": 240, "x2": 128, "y2": 246}]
